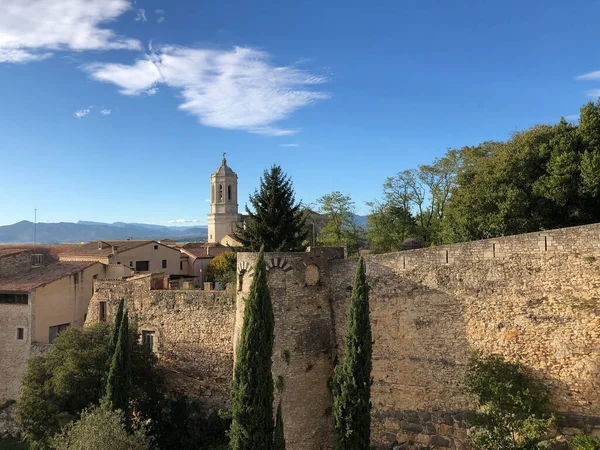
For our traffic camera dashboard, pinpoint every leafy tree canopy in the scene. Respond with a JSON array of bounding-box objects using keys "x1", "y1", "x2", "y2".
[
  {"x1": 205, "y1": 251, "x2": 237, "y2": 286},
  {"x1": 317, "y1": 191, "x2": 364, "y2": 255}
]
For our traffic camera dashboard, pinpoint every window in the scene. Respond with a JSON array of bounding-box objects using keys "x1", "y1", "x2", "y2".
[
  {"x1": 49, "y1": 323, "x2": 69, "y2": 344},
  {"x1": 0, "y1": 293, "x2": 28, "y2": 304},
  {"x1": 73, "y1": 273, "x2": 79, "y2": 286},
  {"x1": 219, "y1": 184, "x2": 223, "y2": 201},
  {"x1": 228, "y1": 185, "x2": 231, "y2": 200},
  {"x1": 129, "y1": 261, "x2": 133, "y2": 267},
  {"x1": 162, "y1": 259, "x2": 167, "y2": 269},
  {"x1": 92, "y1": 274, "x2": 98, "y2": 295},
  {"x1": 180, "y1": 261, "x2": 183, "y2": 270},
  {"x1": 136, "y1": 261, "x2": 150, "y2": 271},
  {"x1": 142, "y1": 330, "x2": 155, "y2": 352},
  {"x1": 99, "y1": 301, "x2": 106, "y2": 322},
  {"x1": 17, "y1": 328, "x2": 24, "y2": 340},
  {"x1": 154, "y1": 245, "x2": 158, "y2": 250}
]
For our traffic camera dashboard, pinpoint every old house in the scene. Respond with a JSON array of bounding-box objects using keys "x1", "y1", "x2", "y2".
[
  {"x1": 59, "y1": 239, "x2": 182, "y2": 276},
  {"x1": 0, "y1": 249, "x2": 106, "y2": 402}
]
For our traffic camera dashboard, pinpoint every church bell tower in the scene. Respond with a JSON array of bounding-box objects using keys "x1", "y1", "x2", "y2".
[{"x1": 207, "y1": 154, "x2": 239, "y2": 243}]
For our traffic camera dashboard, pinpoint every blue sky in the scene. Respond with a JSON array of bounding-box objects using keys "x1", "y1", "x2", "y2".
[{"x1": 2, "y1": 0, "x2": 600, "y2": 226}]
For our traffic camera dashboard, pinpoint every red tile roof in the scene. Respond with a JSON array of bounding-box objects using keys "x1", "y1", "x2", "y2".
[
  {"x1": 0, "y1": 261, "x2": 99, "y2": 292},
  {"x1": 59, "y1": 240, "x2": 155, "y2": 258},
  {"x1": 181, "y1": 243, "x2": 229, "y2": 258}
]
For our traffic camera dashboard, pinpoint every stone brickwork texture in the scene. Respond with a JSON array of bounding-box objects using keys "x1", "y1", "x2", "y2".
[
  {"x1": 86, "y1": 274, "x2": 236, "y2": 413},
  {"x1": 86, "y1": 224, "x2": 600, "y2": 450}
]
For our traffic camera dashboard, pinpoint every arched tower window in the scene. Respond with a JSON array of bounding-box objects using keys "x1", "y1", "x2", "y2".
[
  {"x1": 228, "y1": 185, "x2": 232, "y2": 201},
  {"x1": 219, "y1": 184, "x2": 223, "y2": 202}
]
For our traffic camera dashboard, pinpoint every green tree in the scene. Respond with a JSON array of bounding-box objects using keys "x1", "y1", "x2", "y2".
[
  {"x1": 17, "y1": 321, "x2": 164, "y2": 449},
  {"x1": 273, "y1": 401, "x2": 286, "y2": 450},
  {"x1": 18, "y1": 325, "x2": 112, "y2": 447},
  {"x1": 317, "y1": 191, "x2": 364, "y2": 255},
  {"x1": 466, "y1": 353, "x2": 554, "y2": 450},
  {"x1": 366, "y1": 201, "x2": 414, "y2": 253},
  {"x1": 233, "y1": 165, "x2": 308, "y2": 251},
  {"x1": 109, "y1": 298, "x2": 125, "y2": 354},
  {"x1": 229, "y1": 247, "x2": 275, "y2": 450},
  {"x1": 332, "y1": 257, "x2": 372, "y2": 449},
  {"x1": 205, "y1": 251, "x2": 237, "y2": 287},
  {"x1": 51, "y1": 403, "x2": 150, "y2": 450},
  {"x1": 105, "y1": 312, "x2": 131, "y2": 415}
]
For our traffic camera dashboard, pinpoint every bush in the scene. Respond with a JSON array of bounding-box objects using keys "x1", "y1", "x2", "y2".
[
  {"x1": 466, "y1": 353, "x2": 554, "y2": 450},
  {"x1": 571, "y1": 434, "x2": 600, "y2": 450},
  {"x1": 51, "y1": 403, "x2": 149, "y2": 450},
  {"x1": 205, "y1": 251, "x2": 237, "y2": 287}
]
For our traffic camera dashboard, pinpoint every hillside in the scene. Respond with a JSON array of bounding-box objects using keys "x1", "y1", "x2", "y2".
[{"x1": 0, "y1": 221, "x2": 208, "y2": 244}]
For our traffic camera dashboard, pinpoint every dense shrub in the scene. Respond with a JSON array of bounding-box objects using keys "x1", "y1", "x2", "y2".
[
  {"x1": 466, "y1": 353, "x2": 554, "y2": 450},
  {"x1": 51, "y1": 403, "x2": 149, "y2": 450}
]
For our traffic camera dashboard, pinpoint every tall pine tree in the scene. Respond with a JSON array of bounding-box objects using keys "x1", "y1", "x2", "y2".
[
  {"x1": 233, "y1": 165, "x2": 308, "y2": 251},
  {"x1": 109, "y1": 298, "x2": 125, "y2": 354},
  {"x1": 229, "y1": 247, "x2": 275, "y2": 450},
  {"x1": 332, "y1": 257, "x2": 373, "y2": 449},
  {"x1": 273, "y1": 400, "x2": 286, "y2": 450},
  {"x1": 105, "y1": 311, "x2": 131, "y2": 414}
]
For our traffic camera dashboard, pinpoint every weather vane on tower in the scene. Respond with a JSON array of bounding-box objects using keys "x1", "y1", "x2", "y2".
[{"x1": 222, "y1": 152, "x2": 227, "y2": 165}]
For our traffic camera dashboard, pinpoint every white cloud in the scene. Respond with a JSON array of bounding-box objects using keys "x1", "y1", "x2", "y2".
[
  {"x1": 74, "y1": 108, "x2": 91, "y2": 118},
  {"x1": 586, "y1": 89, "x2": 600, "y2": 98},
  {"x1": 0, "y1": 0, "x2": 141, "y2": 63},
  {"x1": 134, "y1": 8, "x2": 147, "y2": 22},
  {"x1": 576, "y1": 71, "x2": 600, "y2": 81},
  {"x1": 155, "y1": 9, "x2": 165, "y2": 14},
  {"x1": 84, "y1": 45, "x2": 329, "y2": 135},
  {"x1": 280, "y1": 143, "x2": 299, "y2": 147},
  {"x1": 146, "y1": 87, "x2": 159, "y2": 96},
  {"x1": 155, "y1": 9, "x2": 165, "y2": 23},
  {"x1": 100, "y1": 108, "x2": 111, "y2": 115},
  {"x1": 157, "y1": 16, "x2": 165, "y2": 24},
  {"x1": 168, "y1": 219, "x2": 199, "y2": 224}
]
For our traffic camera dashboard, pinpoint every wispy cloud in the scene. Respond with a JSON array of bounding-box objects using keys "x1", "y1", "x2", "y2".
[
  {"x1": 84, "y1": 45, "x2": 330, "y2": 135},
  {"x1": 0, "y1": 0, "x2": 141, "y2": 63},
  {"x1": 134, "y1": 8, "x2": 147, "y2": 22},
  {"x1": 100, "y1": 108, "x2": 111, "y2": 115},
  {"x1": 585, "y1": 89, "x2": 600, "y2": 98},
  {"x1": 168, "y1": 219, "x2": 200, "y2": 224},
  {"x1": 575, "y1": 70, "x2": 600, "y2": 81},
  {"x1": 155, "y1": 9, "x2": 165, "y2": 23},
  {"x1": 146, "y1": 87, "x2": 159, "y2": 96},
  {"x1": 74, "y1": 108, "x2": 92, "y2": 118},
  {"x1": 280, "y1": 143, "x2": 299, "y2": 147},
  {"x1": 157, "y1": 16, "x2": 165, "y2": 24}
]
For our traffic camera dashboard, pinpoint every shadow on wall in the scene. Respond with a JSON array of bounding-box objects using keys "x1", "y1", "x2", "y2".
[{"x1": 330, "y1": 252, "x2": 600, "y2": 449}]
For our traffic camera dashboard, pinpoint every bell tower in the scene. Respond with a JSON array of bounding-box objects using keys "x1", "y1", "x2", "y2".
[{"x1": 207, "y1": 154, "x2": 239, "y2": 243}]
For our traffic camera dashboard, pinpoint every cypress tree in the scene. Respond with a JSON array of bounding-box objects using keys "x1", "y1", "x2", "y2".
[
  {"x1": 332, "y1": 257, "x2": 373, "y2": 449},
  {"x1": 105, "y1": 311, "x2": 131, "y2": 414},
  {"x1": 273, "y1": 400, "x2": 286, "y2": 450},
  {"x1": 230, "y1": 247, "x2": 275, "y2": 450},
  {"x1": 109, "y1": 298, "x2": 125, "y2": 354},
  {"x1": 233, "y1": 165, "x2": 308, "y2": 251}
]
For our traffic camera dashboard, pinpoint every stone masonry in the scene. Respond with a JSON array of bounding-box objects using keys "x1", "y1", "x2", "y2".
[{"x1": 83, "y1": 223, "x2": 600, "y2": 449}]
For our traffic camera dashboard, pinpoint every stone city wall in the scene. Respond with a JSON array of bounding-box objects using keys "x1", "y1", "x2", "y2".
[
  {"x1": 235, "y1": 248, "x2": 345, "y2": 450},
  {"x1": 329, "y1": 224, "x2": 600, "y2": 449},
  {"x1": 86, "y1": 275, "x2": 236, "y2": 413}
]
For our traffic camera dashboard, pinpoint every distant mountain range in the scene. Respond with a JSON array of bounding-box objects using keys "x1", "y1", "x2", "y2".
[
  {"x1": 0, "y1": 214, "x2": 368, "y2": 245},
  {"x1": 0, "y1": 221, "x2": 208, "y2": 244}
]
